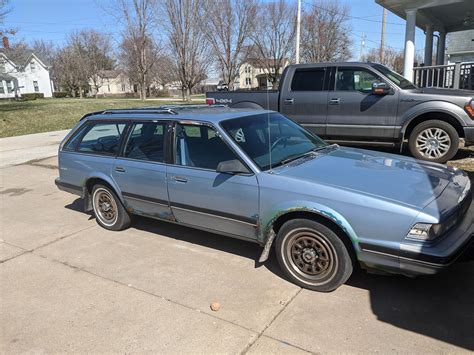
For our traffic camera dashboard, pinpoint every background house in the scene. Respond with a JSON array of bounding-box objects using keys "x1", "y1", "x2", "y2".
[
  {"x1": 447, "y1": 29, "x2": 474, "y2": 64},
  {"x1": 88, "y1": 70, "x2": 134, "y2": 97},
  {"x1": 236, "y1": 58, "x2": 290, "y2": 90},
  {"x1": 0, "y1": 51, "x2": 53, "y2": 99}
]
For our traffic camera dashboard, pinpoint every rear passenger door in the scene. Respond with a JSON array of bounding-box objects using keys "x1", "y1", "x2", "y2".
[
  {"x1": 280, "y1": 66, "x2": 329, "y2": 136},
  {"x1": 112, "y1": 121, "x2": 173, "y2": 219},
  {"x1": 166, "y1": 122, "x2": 259, "y2": 240}
]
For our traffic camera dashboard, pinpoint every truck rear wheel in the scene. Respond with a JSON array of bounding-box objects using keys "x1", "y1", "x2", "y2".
[{"x1": 408, "y1": 120, "x2": 459, "y2": 163}]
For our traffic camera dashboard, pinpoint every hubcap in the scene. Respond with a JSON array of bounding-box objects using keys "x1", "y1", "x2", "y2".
[
  {"x1": 416, "y1": 128, "x2": 451, "y2": 159},
  {"x1": 285, "y1": 230, "x2": 338, "y2": 284},
  {"x1": 93, "y1": 188, "x2": 118, "y2": 226}
]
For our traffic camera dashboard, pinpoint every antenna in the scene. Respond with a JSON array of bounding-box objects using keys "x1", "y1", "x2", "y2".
[{"x1": 266, "y1": 71, "x2": 272, "y2": 172}]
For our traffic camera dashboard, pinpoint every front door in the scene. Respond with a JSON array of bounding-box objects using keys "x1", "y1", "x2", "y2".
[
  {"x1": 112, "y1": 121, "x2": 172, "y2": 220},
  {"x1": 166, "y1": 122, "x2": 259, "y2": 240},
  {"x1": 326, "y1": 66, "x2": 399, "y2": 141},
  {"x1": 280, "y1": 66, "x2": 329, "y2": 136}
]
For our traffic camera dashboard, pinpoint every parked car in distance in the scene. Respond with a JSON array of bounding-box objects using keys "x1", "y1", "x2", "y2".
[
  {"x1": 206, "y1": 62, "x2": 474, "y2": 163},
  {"x1": 216, "y1": 80, "x2": 229, "y2": 91},
  {"x1": 56, "y1": 106, "x2": 473, "y2": 292}
]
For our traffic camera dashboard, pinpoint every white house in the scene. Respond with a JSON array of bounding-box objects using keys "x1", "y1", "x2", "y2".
[
  {"x1": 236, "y1": 58, "x2": 290, "y2": 90},
  {"x1": 0, "y1": 51, "x2": 53, "y2": 98},
  {"x1": 88, "y1": 70, "x2": 134, "y2": 97}
]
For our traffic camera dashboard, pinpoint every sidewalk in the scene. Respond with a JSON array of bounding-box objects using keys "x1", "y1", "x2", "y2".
[{"x1": 0, "y1": 130, "x2": 68, "y2": 168}]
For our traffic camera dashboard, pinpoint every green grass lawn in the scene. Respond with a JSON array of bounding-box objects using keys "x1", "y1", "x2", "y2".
[{"x1": 0, "y1": 97, "x2": 202, "y2": 138}]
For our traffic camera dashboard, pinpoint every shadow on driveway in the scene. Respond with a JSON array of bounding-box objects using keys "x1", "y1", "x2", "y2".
[{"x1": 66, "y1": 197, "x2": 474, "y2": 351}]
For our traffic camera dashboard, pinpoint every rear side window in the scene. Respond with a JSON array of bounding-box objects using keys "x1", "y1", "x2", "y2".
[
  {"x1": 291, "y1": 68, "x2": 326, "y2": 91},
  {"x1": 63, "y1": 124, "x2": 89, "y2": 151},
  {"x1": 77, "y1": 122, "x2": 126, "y2": 156},
  {"x1": 123, "y1": 122, "x2": 167, "y2": 162}
]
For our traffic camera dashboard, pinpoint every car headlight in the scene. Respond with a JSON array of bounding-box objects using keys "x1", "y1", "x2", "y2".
[{"x1": 406, "y1": 223, "x2": 441, "y2": 241}]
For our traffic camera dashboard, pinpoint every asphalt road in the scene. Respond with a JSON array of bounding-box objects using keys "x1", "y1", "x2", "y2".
[{"x1": 0, "y1": 132, "x2": 473, "y2": 353}]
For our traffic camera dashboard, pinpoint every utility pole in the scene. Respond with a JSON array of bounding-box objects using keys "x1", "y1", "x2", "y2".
[
  {"x1": 360, "y1": 32, "x2": 365, "y2": 61},
  {"x1": 380, "y1": 8, "x2": 387, "y2": 62},
  {"x1": 295, "y1": 0, "x2": 301, "y2": 64}
]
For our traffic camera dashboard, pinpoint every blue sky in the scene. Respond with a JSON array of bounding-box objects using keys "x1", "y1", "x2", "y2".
[{"x1": 6, "y1": 0, "x2": 427, "y2": 60}]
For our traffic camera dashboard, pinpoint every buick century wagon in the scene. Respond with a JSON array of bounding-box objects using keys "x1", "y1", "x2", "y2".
[{"x1": 56, "y1": 106, "x2": 473, "y2": 291}]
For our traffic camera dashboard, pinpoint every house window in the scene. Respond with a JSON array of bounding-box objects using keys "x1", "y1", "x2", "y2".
[
  {"x1": 108, "y1": 84, "x2": 110, "y2": 92},
  {"x1": 0, "y1": 62, "x2": 5, "y2": 73},
  {"x1": 0, "y1": 81, "x2": 4, "y2": 94},
  {"x1": 121, "y1": 84, "x2": 125, "y2": 91},
  {"x1": 33, "y1": 81, "x2": 39, "y2": 92},
  {"x1": 6, "y1": 80, "x2": 13, "y2": 93},
  {"x1": 30, "y1": 62, "x2": 36, "y2": 72}
]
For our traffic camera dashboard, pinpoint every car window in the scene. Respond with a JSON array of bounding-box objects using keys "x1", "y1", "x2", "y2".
[
  {"x1": 63, "y1": 124, "x2": 89, "y2": 151},
  {"x1": 336, "y1": 68, "x2": 381, "y2": 93},
  {"x1": 123, "y1": 122, "x2": 167, "y2": 162},
  {"x1": 77, "y1": 122, "x2": 126, "y2": 155},
  {"x1": 291, "y1": 68, "x2": 326, "y2": 91},
  {"x1": 174, "y1": 124, "x2": 238, "y2": 170},
  {"x1": 221, "y1": 113, "x2": 327, "y2": 171}
]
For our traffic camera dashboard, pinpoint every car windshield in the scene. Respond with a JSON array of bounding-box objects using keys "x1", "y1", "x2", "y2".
[
  {"x1": 372, "y1": 63, "x2": 417, "y2": 90},
  {"x1": 220, "y1": 113, "x2": 327, "y2": 171}
]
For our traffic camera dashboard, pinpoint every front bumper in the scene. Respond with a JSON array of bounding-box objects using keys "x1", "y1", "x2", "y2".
[
  {"x1": 359, "y1": 197, "x2": 474, "y2": 276},
  {"x1": 464, "y1": 126, "x2": 474, "y2": 146}
]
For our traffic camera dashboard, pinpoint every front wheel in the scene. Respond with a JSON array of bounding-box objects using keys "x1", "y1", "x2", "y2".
[
  {"x1": 275, "y1": 219, "x2": 353, "y2": 292},
  {"x1": 408, "y1": 120, "x2": 459, "y2": 163}
]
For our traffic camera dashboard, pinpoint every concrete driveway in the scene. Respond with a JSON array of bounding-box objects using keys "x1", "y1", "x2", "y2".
[{"x1": 1, "y1": 132, "x2": 473, "y2": 353}]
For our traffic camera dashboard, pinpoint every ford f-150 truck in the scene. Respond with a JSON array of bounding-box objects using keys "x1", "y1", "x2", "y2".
[{"x1": 206, "y1": 62, "x2": 474, "y2": 163}]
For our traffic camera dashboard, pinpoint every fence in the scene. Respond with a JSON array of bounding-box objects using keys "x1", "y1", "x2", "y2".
[{"x1": 413, "y1": 62, "x2": 474, "y2": 90}]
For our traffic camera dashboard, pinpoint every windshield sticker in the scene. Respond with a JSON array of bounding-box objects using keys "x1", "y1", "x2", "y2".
[{"x1": 235, "y1": 128, "x2": 246, "y2": 143}]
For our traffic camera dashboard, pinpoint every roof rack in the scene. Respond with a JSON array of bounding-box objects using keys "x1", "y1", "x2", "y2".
[
  {"x1": 102, "y1": 107, "x2": 177, "y2": 115},
  {"x1": 157, "y1": 104, "x2": 229, "y2": 111}
]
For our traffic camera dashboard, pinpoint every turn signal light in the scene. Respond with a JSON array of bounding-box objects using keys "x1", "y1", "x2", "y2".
[
  {"x1": 206, "y1": 97, "x2": 215, "y2": 105},
  {"x1": 465, "y1": 101, "x2": 474, "y2": 118}
]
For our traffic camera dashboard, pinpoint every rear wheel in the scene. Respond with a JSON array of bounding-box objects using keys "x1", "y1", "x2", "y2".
[
  {"x1": 275, "y1": 219, "x2": 353, "y2": 292},
  {"x1": 408, "y1": 120, "x2": 459, "y2": 163},
  {"x1": 91, "y1": 184, "x2": 131, "y2": 231}
]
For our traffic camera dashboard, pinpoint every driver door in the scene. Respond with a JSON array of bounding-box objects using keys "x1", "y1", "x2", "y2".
[
  {"x1": 326, "y1": 66, "x2": 399, "y2": 140},
  {"x1": 166, "y1": 122, "x2": 259, "y2": 240}
]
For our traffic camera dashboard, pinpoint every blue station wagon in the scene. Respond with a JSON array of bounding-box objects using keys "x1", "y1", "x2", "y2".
[{"x1": 56, "y1": 105, "x2": 474, "y2": 291}]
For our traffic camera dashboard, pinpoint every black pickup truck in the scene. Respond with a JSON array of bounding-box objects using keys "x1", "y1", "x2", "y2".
[{"x1": 206, "y1": 62, "x2": 474, "y2": 163}]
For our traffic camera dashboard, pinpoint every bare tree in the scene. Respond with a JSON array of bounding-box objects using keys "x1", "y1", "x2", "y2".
[
  {"x1": 363, "y1": 47, "x2": 421, "y2": 74},
  {"x1": 116, "y1": 0, "x2": 158, "y2": 100},
  {"x1": 54, "y1": 45, "x2": 86, "y2": 97},
  {"x1": 249, "y1": 0, "x2": 296, "y2": 86},
  {"x1": 119, "y1": 32, "x2": 163, "y2": 95},
  {"x1": 201, "y1": 0, "x2": 256, "y2": 90},
  {"x1": 164, "y1": 0, "x2": 210, "y2": 101},
  {"x1": 70, "y1": 30, "x2": 114, "y2": 97},
  {"x1": 301, "y1": 0, "x2": 351, "y2": 63},
  {"x1": 31, "y1": 39, "x2": 56, "y2": 66}
]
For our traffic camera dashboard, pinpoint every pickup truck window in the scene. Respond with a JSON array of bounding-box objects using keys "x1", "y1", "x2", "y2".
[
  {"x1": 371, "y1": 63, "x2": 417, "y2": 89},
  {"x1": 123, "y1": 122, "x2": 166, "y2": 162},
  {"x1": 291, "y1": 68, "x2": 326, "y2": 91},
  {"x1": 174, "y1": 124, "x2": 237, "y2": 170},
  {"x1": 221, "y1": 113, "x2": 326, "y2": 171},
  {"x1": 336, "y1": 68, "x2": 380, "y2": 93}
]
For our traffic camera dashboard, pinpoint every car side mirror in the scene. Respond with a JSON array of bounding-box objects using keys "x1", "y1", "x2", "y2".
[
  {"x1": 216, "y1": 159, "x2": 250, "y2": 175},
  {"x1": 372, "y1": 82, "x2": 390, "y2": 95}
]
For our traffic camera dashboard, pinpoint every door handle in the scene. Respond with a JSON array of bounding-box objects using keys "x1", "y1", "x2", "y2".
[
  {"x1": 284, "y1": 98, "x2": 294, "y2": 105},
  {"x1": 171, "y1": 176, "x2": 188, "y2": 183},
  {"x1": 115, "y1": 166, "x2": 126, "y2": 173},
  {"x1": 329, "y1": 98, "x2": 340, "y2": 105}
]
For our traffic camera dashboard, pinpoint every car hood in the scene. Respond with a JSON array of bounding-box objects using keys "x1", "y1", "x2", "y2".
[{"x1": 274, "y1": 146, "x2": 456, "y2": 209}]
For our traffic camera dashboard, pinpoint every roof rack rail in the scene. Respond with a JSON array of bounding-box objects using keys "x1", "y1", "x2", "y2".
[
  {"x1": 101, "y1": 107, "x2": 178, "y2": 115},
  {"x1": 157, "y1": 104, "x2": 229, "y2": 110}
]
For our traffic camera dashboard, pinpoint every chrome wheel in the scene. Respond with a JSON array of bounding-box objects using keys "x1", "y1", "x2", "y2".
[
  {"x1": 92, "y1": 188, "x2": 118, "y2": 227},
  {"x1": 285, "y1": 229, "x2": 338, "y2": 284},
  {"x1": 416, "y1": 128, "x2": 451, "y2": 159}
]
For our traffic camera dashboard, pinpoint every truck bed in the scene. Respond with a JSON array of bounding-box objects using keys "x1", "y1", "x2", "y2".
[{"x1": 206, "y1": 90, "x2": 279, "y2": 111}]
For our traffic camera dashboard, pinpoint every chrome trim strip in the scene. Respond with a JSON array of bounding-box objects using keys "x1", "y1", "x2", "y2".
[{"x1": 171, "y1": 206, "x2": 257, "y2": 227}]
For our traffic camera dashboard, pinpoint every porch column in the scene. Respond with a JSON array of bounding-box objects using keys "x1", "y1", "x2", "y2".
[
  {"x1": 403, "y1": 8, "x2": 417, "y2": 81},
  {"x1": 424, "y1": 24, "x2": 433, "y2": 66},
  {"x1": 436, "y1": 31, "x2": 446, "y2": 65}
]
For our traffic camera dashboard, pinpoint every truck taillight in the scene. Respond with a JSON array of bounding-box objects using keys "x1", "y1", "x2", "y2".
[{"x1": 206, "y1": 98, "x2": 215, "y2": 105}]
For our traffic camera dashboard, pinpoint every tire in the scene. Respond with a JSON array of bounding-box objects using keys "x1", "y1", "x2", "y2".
[
  {"x1": 408, "y1": 120, "x2": 459, "y2": 163},
  {"x1": 275, "y1": 219, "x2": 353, "y2": 292},
  {"x1": 91, "y1": 184, "x2": 131, "y2": 231}
]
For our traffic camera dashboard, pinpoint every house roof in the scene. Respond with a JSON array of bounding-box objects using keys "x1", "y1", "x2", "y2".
[
  {"x1": 0, "y1": 49, "x2": 50, "y2": 69},
  {"x1": 97, "y1": 70, "x2": 123, "y2": 79}
]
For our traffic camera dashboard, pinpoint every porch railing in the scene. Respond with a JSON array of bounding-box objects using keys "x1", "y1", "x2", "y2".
[{"x1": 413, "y1": 62, "x2": 474, "y2": 90}]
